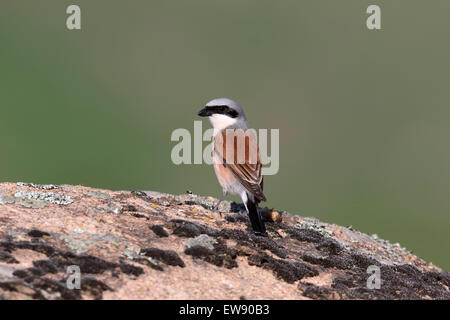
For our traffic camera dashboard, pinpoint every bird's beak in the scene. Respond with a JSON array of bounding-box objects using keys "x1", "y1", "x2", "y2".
[{"x1": 198, "y1": 107, "x2": 211, "y2": 117}]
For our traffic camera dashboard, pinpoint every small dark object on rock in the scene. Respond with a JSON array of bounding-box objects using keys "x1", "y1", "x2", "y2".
[
  {"x1": 131, "y1": 213, "x2": 146, "y2": 218},
  {"x1": 27, "y1": 229, "x2": 51, "y2": 238}
]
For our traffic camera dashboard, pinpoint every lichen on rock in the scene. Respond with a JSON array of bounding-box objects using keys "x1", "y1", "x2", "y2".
[{"x1": 13, "y1": 190, "x2": 73, "y2": 206}]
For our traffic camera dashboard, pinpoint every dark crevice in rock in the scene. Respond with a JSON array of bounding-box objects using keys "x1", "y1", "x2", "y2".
[
  {"x1": 282, "y1": 226, "x2": 326, "y2": 244},
  {"x1": 32, "y1": 259, "x2": 59, "y2": 274},
  {"x1": 327, "y1": 260, "x2": 450, "y2": 299},
  {"x1": 0, "y1": 250, "x2": 19, "y2": 264},
  {"x1": 301, "y1": 284, "x2": 335, "y2": 299},
  {"x1": 247, "y1": 254, "x2": 318, "y2": 284},
  {"x1": 301, "y1": 254, "x2": 356, "y2": 270},
  {"x1": 31, "y1": 277, "x2": 81, "y2": 300},
  {"x1": 80, "y1": 277, "x2": 113, "y2": 300},
  {"x1": 219, "y1": 228, "x2": 288, "y2": 259},
  {"x1": 184, "y1": 244, "x2": 238, "y2": 269},
  {"x1": 133, "y1": 258, "x2": 164, "y2": 271},
  {"x1": 0, "y1": 241, "x2": 56, "y2": 256},
  {"x1": 167, "y1": 219, "x2": 219, "y2": 238},
  {"x1": 0, "y1": 240, "x2": 143, "y2": 299},
  {"x1": 149, "y1": 225, "x2": 169, "y2": 238},
  {"x1": 140, "y1": 247, "x2": 185, "y2": 267},
  {"x1": 225, "y1": 212, "x2": 249, "y2": 224},
  {"x1": 315, "y1": 238, "x2": 344, "y2": 255}
]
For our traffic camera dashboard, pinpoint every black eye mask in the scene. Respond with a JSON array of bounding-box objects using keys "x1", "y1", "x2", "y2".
[{"x1": 198, "y1": 105, "x2": 239, "y2": 118}]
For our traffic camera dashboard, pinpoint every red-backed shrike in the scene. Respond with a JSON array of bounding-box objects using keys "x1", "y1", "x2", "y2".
[{"x1": 198, "y1": 98, "x2": 267, "y2": 235}]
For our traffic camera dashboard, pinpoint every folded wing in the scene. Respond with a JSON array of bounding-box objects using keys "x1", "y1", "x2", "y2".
[{"x1": 214, "y1": 129, "x2": 266, "y2": 202}]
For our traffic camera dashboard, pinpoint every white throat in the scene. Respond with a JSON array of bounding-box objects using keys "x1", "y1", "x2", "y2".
[{"x1": 209, "y1": 114, "x2": 238, "y2": 132}]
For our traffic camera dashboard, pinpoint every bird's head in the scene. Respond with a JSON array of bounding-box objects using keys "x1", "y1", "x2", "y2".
[{"x1": 198, "y1": 98, "x2": 247, "y2": 131}]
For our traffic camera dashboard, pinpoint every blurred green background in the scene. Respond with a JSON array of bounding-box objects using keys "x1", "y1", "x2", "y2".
[{"x1": 1, "y1": 1, "x2": 449, "y2": 269}]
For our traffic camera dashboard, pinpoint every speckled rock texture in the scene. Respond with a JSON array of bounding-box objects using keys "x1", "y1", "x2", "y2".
[{"x1": 0, "y1": 182, "x2": 448, "y2": 300}]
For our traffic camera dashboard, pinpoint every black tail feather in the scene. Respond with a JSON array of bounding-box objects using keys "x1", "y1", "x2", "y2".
[{"x1": 245, "y1": 195, "x2": 266, "y2": 234}]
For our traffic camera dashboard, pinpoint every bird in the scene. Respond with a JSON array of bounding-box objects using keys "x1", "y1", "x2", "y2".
[{"x1": 198, "y1": 98, "x2": 267, "y2": 235}]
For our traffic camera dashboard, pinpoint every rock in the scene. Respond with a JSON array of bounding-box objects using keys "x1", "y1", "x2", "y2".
[
  {"x1": 184, "y1": 234, "x2": 217, "y2": 251},
  {"x1": 82, "y1": 190, "x2": 113, "y2": 200},
  {"x1": 0, "y1": 182, "x2": 448, "y2": 300}
]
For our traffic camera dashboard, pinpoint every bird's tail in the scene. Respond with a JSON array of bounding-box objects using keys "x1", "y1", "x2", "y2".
[{"x1": 245, "y1": 194, "x2": 266, "y2": 234}]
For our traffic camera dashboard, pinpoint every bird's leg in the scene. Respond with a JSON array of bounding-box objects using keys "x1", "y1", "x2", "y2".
[{"x1": 213, "y1": 191, "x2": 227, "y2": 215}]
